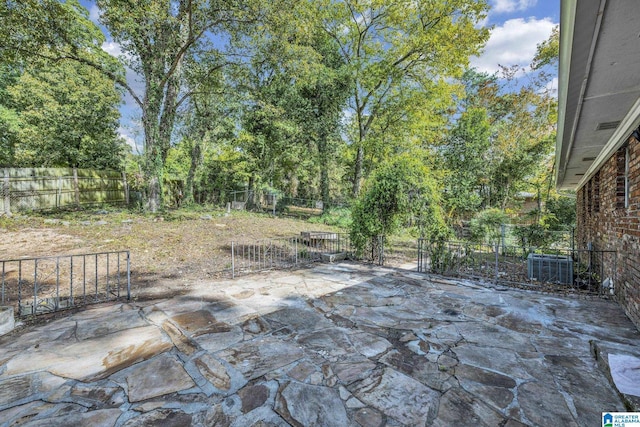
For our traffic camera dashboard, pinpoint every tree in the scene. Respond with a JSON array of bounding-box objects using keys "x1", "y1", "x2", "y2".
[
  {"x1": 437, "y1": 25, "x2": 559, "y2": 227},
  {"x1": 350, "y1": 155, "x2": 447, "y2": 256},
  {"x1": 0, "y1": 65, "x2": 20, "y2": 166},
  {"x1": 296, "y1": 32, "x2": 352, "y2": 207},
  {"x1": 96, "y1": 0, "x2": 255, "y2": 211},
  {"x1": 6, "y1": 58, "x2": 125, "y2": 169},
  {"x1": 0, "y1": 0, "x2": 116, "y2": 68},
  {"x1": 531, "y1": 26, "x2": 559, "y2": 73},
  {"x1": 229, "y1": 7, "x2": 352, "y2": 205},
  {"x1": 442, "y1": 107, "x2": 491, "y2": 222},
  {"x1": 0, "y1": 0, "x2": 125, "y2": 168},
  {"x1": 319, "y1": 0, "x2": 490, "y2": 195}
]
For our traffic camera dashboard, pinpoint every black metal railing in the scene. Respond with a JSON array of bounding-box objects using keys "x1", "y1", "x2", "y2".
[
  {"x1": 1, "y1": 251, "x2": 131, "y2": 317},
  {"x1": 417, "y1": 239, "x2": 616, "y2": 295},
  {"x1": 230, "y1": 232, "x2": 383, "y2": 278}
]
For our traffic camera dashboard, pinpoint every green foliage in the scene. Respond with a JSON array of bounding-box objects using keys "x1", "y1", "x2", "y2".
[
  {"x1": 0, "y1": 0, "x2": 124, "y2": 169},
  {"x1": 96, "y1": 0, "x2": 242, "y2": 211},
  {"x1": 511, "y1": 193, "x2": 575, "y2": 249},
  {"x1": 318, "y1": 0, "x2": 491, "y2": 195},
  {"x1": 543, "y1": 195, "x2": 576, "y2": 230},
  {"x1": 0, "y1": 0, "x2": 118, "y2": 71},
  {"x1": 440, "y1": 23, "x2": 558, "y2": 223},
  {"x1": 469, "y1": 208, "x2": 509, "y2": 243},
  {"x1": 442, "y1": 107, "x2": 491, "y2": 221},
  {"x1": 0, "y1": 0, "x2": 559, "y2": 228},
  {"x1": 531, "y1": 26, "x2": 559, "y2": 71},
  {"x1": 512, "y1": 223, "x2": 552, "y2": 249},
  {"x1": 230, "y1": 18, "x2": 352, "y2": 205},
  {"x1": 5, "y1": 59, "x2": 125, "y2": 169},
  {"x1": 350, "y1": 156, "x2": 448, "y2": 253},
  {"x1": 308, "y1": 207, "x2": 352, "y2": 229}
]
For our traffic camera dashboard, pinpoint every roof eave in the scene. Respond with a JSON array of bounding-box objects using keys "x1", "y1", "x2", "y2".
[{"x1": 555, "y1": 0, "x2": 577, "y2": 190}]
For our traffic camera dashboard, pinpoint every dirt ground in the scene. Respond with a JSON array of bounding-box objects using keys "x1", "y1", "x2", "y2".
[{"x1": 0, "y1": 208, "x2": 339, "y2": 300}]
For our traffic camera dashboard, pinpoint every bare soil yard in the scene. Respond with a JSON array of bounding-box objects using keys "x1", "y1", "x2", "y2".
[{"x1": 0, "y1": 208, "x2": 338, "y2": 300}]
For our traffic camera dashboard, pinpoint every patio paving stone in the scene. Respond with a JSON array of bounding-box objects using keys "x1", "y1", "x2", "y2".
[{"x1": 0, "y1": 262, "x2": 638, "y2": 426}]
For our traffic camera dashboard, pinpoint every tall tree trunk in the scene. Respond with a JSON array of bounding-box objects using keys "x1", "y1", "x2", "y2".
[
  {"x1": 142, "y1": 93, "x2": 163, "y2": 212},
  {"x1": 185, "y1": 140, "x2": 201, "y2": 205},
  {"x1": 318, "y1": 131, "x2": 330, "y2": 209},
  {"x1": 247, "y1": 174, "x2": 256, "y2": 209},
  {"x1": 352, "y1": 144, "x2": 364, "y2": 197}
]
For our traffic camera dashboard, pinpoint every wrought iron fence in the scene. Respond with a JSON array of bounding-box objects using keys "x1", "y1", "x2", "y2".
[
  {"x1": 417, "y1": 239, "x2": 616, "y2": 295},
  {"x1": 231, "y1": 232, "x2": 383, "y2": 278},
  {"x1": 1, "y1": 251, "x2": 131, "y2": 317}
]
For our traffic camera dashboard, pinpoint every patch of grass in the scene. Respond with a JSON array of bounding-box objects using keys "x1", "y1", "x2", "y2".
[{"x1": 308, "y1": 207, "x2": 352, "y2": 229}]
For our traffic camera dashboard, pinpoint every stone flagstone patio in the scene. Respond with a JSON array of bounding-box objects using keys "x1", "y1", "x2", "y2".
[{"x1": 0, "y1": 262, "x2": 638, "y2": 426}]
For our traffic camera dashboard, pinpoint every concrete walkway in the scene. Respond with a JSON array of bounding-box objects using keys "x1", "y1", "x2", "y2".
[{"x1": 0, "y1": 262, "x2": 638, "y2": 426}]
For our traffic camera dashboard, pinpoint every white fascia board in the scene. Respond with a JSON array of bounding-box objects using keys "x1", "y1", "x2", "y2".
[{"x1": 555, "y1": 0, "x2": 577, "y2": 188}]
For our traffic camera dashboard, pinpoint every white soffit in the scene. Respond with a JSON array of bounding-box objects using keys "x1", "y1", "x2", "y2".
[{"x1": 556, "y1": 0, "x2": 640, "y2": 190}]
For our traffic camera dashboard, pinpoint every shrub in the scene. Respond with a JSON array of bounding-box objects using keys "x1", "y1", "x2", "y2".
[
  {"x1": 469, "y1": 208, "x2": 509, "y2": 244},
  {"x1": 350, "y1": 156, "x2": 450, "y2": 256}
]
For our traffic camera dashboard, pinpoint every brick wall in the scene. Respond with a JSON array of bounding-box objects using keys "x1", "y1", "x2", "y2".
[{"x1": 577, "y1": 134, "x2": 640, "y2": 328}]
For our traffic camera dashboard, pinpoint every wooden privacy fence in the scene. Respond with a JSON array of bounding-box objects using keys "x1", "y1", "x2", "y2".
[{"x1": 1, "y1": 167, "x2": 128, "y2": 214}]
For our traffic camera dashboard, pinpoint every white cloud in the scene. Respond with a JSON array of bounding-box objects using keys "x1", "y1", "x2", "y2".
[
  {"x1": 471, "y1": 17, "x2": 555, "y2": 75},
  {"x1": 120, "y1": 132, "x2": 136, "y2": 148},
  {"x1": 102, "y1": 41, "x2": 122, "y2": 58},
  {"x1": 491, "y1": 0, "x2": 537, "y2": 14},
  {"x1": 88, "y1": 5, "x2": 101, "y2": 23},
  {"x1": 119, "y1": 129, "x2": 142, "y2": 154}
]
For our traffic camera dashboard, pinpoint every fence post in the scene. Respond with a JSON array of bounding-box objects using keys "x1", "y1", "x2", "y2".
[
  {"x1": 73, "y1": 168, "x2": 80, "y2": 206},
  {"x1": 494, "y1": 243, "x2": 499, "y2": 282},
  {"x1": 126, "y1": 251, "x2": 131, "y2": 301},
  {"x1": 272, "y1": 193, "x2": 276, "y2": 217},
  {"x1": 3, "y1": 168, "x2": 10, "y2": 216},
  {"x1": 57, "y1": 176, "x2": 62, "y2": 208},
  {"x1": 231, "y1": 241, "x2": 235, "y2": 279},
  {"x1": 122, "y1": 171, "x2": 130, "y2": 205}
]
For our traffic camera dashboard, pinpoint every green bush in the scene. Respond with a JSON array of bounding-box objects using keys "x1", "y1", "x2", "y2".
[
  {"x1": 469, "y1": 208, "x2": 509, "y2": 243},
  {"x1": 350, "y1": 155, "x2": 450, "y2": 255},
  {"x1": 513, "y1": 223, "x2": 552, "y2": 249}
]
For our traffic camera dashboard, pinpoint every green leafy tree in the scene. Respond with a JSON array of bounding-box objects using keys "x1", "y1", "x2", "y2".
[
  {"x1": 7, "y1": 59, "x2": 125, "y2": 168},
  {"x1": 0, "y1": 1, "x2": 124, "y2": 167},
  {"x1": 350, "y1": 155, "x2": 448, "y2": 255},
  {"x1": 0, "y1": 0, "x2": 118, "y2": 70},
  {"x1": 231, "y1": 10, "x2": 352, "y2": 206},
  {"x1": 468, "y1": 208, "x2": 509, "y2": 244},
  {"x1": 442, "y1": 107, "x2": 491, "y2": 222},
  {"x1": 296, "y1": 33, "x2": 352, "y2": 207},
  {"x1": 319, "y1": 0, "x2": 490, "y2": 196},
  {"x1": 0, "y1": 65, "x2": 21, "y2": 166},
  {"x1": 96, "y1": 0, "x2": 256, "y2": 211}
]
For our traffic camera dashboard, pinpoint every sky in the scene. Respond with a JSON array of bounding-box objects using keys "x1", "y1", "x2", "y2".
[
  {"x1": 472, "y1": 0, "x2": 559, "y2": 78},
  {"x1": 82, "y1": 0, "x2": 560, "y2": 152}
]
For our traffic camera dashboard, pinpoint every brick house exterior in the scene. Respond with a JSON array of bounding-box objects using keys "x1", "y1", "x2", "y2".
[
  {"x1": 557, "y1": 0, "x2": 640, "y2": 328},
  {"x1": 576, "y1": 135, "x2": 640, "y2": 326}
]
